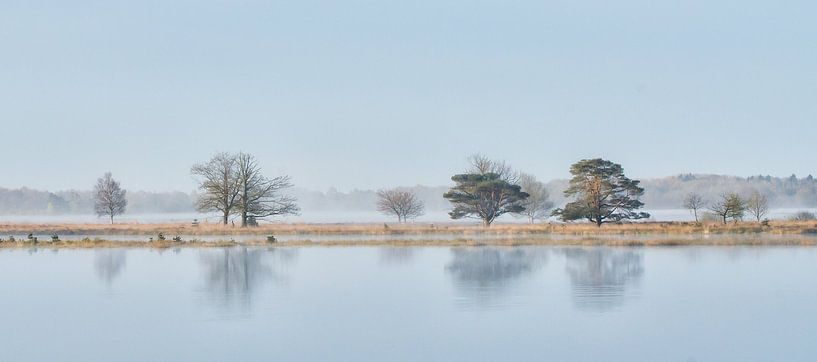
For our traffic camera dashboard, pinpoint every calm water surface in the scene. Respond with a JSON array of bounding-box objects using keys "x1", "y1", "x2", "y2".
[{"x1": 1, "y1": 246, "x2": 816, "y2": 361}]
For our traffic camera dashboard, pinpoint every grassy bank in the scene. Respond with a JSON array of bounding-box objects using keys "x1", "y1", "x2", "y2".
[
  {"x1": 1, "y1": 220, "x2": 816, "y2": 236},
  {"x1": 1, "y1": 235, "x2": 816, "y2": 249},
  {"x1": 0, "y1": 221, "x2": 816, "y2": 248}
]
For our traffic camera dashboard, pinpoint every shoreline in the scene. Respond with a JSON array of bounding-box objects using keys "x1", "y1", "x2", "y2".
[
  {"x1": 1, "y1": 220, "x2": 816, "y2": 235},
  {"x1": 1, "y1": 221, "x2": 816, "y2": 248}
]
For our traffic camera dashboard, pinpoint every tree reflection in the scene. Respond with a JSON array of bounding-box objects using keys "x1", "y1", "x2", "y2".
[
  {"x1": 378, "y1": 247, "x2": 415, "y2": 266},
  {"x1": 94, "y1": 249, "x2": 127, "y2": 285},
  {"x1": 199, "y1": 247, "x2": 297, "y2": 309},
  {"x1": 562, "y1": 248, "x2": 643, "y2": 311},
  {"x1": 446, "y1": 247, "x2": 547, "y2": 307}
]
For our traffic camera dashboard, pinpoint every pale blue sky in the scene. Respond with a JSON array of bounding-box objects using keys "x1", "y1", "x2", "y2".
[{"x1": 1, "y1": 0, "x2": 815, "y2": 192}]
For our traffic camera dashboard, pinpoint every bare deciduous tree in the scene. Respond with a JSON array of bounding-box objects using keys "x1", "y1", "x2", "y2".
[
  {"x1": 709, "y1": 193, "x2": 746, "y2": 224},
  {"x1": 683, "y1": 192, "x2": 706, "y2": 223},
  {"x1": 235, "y1": 152, "x2": 299, "y2": 227},
  {"x1": 376, "y1": 189, "x2": 425, "y2": 223},
  {"x1": 516, "y1": 173, "x2": 553, "y2": 223},
  {"x1": 746, "y1": 190, "x2": 769, "y2": 222},
  {"x1": 467, "y1": 153, "x2": 519, "y2": 184},
  {"x1": 94, "y1": 172, "x2": 127, "y2": 224},
  {"x1": 191, "y1": 152, "x2": 241, "y2": 225}
]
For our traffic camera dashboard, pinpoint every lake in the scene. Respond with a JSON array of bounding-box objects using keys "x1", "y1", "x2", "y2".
[{"x1": 1, "y1": 246, "x2": 816, "y2": 361}]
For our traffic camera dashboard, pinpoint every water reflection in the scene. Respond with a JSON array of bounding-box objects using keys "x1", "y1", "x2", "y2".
[
  {"x1": 446, "y1": 247, "x2": 548, "y2": 307},
  {"x1": 378, "y1": 247, "x2": 415, "y2": 266},
  {"x1": 562, "y1": 248, "x2": 643, "y2": 311},
  {"x1": 94, "y1": 249, "x2": 127, "y2": 285},
  {"x1": 199, "y1": 247, "x2": 298, "y2": 309}
]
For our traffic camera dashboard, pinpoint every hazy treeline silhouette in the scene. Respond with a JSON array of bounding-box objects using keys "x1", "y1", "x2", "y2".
[
  {"x1": 639, "y1": 174, "x2": 817, "y2": 208},
  {"x1": 2, "y1": 174, "x2": 817, "y2": 215},
  {"x1": 0, "y1": 188, "x2": 194, "y2": 215}
]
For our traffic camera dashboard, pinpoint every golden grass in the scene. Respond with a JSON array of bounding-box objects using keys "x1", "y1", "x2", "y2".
[
  {"x1": 2, "y1": 235, "x2": 816, "y2": 249},
  {"x1": 0, "y1": 220, "x2": 816, "y2": 236},
  {"x1": 0, "y1": 238, "x2": 257, "y2": 249},
  {"x1": 0, "y1": 220, "x2": 816, "y2": 248}
]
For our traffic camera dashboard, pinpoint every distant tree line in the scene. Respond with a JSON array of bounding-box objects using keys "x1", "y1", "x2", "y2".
[
  {"x1": 643, "y1": 174, "x2": 817, "y2": 208},
  {"x1": 0, "y1": 188, "x2": 195, "y2": 215},
  {"x1": 2, "y1": 157, "x2": 817, "y2": 226}
]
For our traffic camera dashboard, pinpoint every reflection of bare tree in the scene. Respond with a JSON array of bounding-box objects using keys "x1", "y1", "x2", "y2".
[
  {"x1": 378, "y1": 247, "x2": 415, "y2": 266},
  {"x1": 94, "y1": 249, "x2": 127, "y2": 285},
  {"x1": 199, "y1": 247, "x2": 297, "y2": 308},
  {"x1": 562, "y1": 248, "x2": 643, "y2": 311},
  {"x1": 446, "y1": 247, "x2": 548, "y2": 307}
]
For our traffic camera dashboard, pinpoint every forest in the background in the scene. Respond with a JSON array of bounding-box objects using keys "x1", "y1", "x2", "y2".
[{"x1": 1, "y1": 173, "x2": 815, "y2": 215}]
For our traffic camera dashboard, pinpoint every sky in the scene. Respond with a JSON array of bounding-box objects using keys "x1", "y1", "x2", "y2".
[{"x1": 1, "y1": 0, "x2": 815, "y2": 192}]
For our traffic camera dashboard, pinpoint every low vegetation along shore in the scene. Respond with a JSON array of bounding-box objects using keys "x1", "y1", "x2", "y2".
[{"x1": 1, "y1": 221, "x2": 817, "y2": 248}]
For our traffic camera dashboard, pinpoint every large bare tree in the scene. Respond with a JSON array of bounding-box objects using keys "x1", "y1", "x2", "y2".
[
  {"x1": 191, "y1": 152, "x2": 241, "y2": 225},
  {"x1": 683, "y1": 192, "x2": 706, "y2": 223},
  {"x1": 517, "y1": 173, "x2": 553, "y2": 223},
  {"x1": 376, "y1": 189, "x2": 425, "y2": 223},
  {"x1": 94, "y1": 172, "x2": 127, "y2": 224},
  {"x1": 235, "y1": 152, "x2": 299, "y2": 227},
  {"x1": 746, "y1": 190, "x2": 769, "y2": 222}
]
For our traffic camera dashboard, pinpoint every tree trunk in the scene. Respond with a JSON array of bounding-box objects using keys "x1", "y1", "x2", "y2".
[
  {"x1": 595, "y1": 219, "x2": 603, "y2": 227},
  {"x1": 110, "y1": 215, "x2": 114, "y2": 225},
  {"x1": 693, "y1": 209, "x2": 699, "y2": 223},
  {"x1": 241, "y1": 211, "x2": 248, "y2": 227},
  {"x1": 483, "y1": 219, "x2": 491, "y2": 228},
  {"x1": 222, "y1": 212, "x2": 229, "y2": 225}
]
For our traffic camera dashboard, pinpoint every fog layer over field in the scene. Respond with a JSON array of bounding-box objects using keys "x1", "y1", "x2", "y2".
[{"x1": 1, "y1": 174, "x2": 816, "y2": 223}]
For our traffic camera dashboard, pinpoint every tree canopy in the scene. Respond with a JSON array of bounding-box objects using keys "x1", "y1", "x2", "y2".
[
  {"x1": 553, "y1": 159, "x2": 649, "y2": 226},
  {"x1": 443, "y1": 173, "x2": 529, "y2": 227}
]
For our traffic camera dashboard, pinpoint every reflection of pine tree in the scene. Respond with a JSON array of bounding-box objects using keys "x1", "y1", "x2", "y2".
[
  {"x1": 563, "y1": 248, "x2": 643, "y2": 311},
  {"x1": 446, "y1": 248, "x2": 548, "y2": 306}
]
